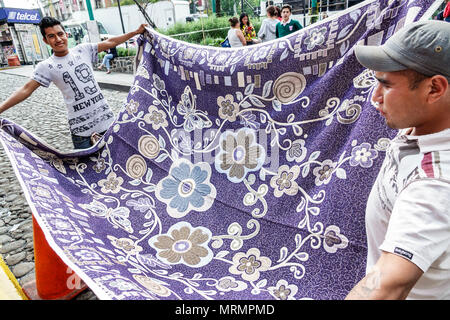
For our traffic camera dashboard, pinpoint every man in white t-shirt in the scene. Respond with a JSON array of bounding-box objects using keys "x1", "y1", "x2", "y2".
[
  {"x1": 345, "y1": 20, "x2": 450, "y2": 299},
  {"x1": 0, "y1": 17, "x2": 147, "y2": 149}
]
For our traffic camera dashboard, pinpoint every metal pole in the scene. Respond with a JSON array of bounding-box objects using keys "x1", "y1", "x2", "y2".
[
  {"x1": 302, "y1": 0, "x2": 306, "y2": 26},
  {"x1": 117, "y1": 0, "x2": 127, "y2": 48},
  {"x1": 86, "y1": 0, "x2": 95, "y2": 20}
]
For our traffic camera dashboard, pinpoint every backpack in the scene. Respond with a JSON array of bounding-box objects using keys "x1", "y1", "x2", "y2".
[{"x1": 220, "y1": 37, "x2": 231, "y2": 48}]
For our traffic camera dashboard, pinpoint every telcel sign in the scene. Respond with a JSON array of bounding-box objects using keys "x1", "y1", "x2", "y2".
[{"x1": 4, "y1": 9, "x2": 41, "y2": 24}]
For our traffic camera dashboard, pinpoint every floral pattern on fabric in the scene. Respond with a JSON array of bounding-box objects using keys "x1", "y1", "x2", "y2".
[{"x1": 0, "y1": 0, "x2": 433, "y2": 300}]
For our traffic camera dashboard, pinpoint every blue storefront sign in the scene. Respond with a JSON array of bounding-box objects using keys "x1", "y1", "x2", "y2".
[{"x1": 0, "y1": 8, "x2": 41, "y2": 24}]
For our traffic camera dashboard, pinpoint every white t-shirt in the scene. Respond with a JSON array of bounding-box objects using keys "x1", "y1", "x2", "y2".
[
  {"x1": 32, "y1": 43, "x2": 114, "y2": 137},
  {"x1": 227, "y1": 28, "x2": 243, "y2": 47},
  {"x1": 366, "y1": 128, "x2": 450, "y2": 299}
]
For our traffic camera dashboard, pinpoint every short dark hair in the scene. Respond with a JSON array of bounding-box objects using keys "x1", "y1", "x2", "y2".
[
  {"x1": 281, "y1": 4, "x2": 292, "y2": 13},
  {"x1": 229, "y1": 17, "x2": 239, "y2": 27},
  {"x1": 39, "y1": 16, "x2": 64, "y2": 38}
]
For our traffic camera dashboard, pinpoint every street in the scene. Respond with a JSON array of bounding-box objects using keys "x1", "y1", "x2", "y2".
[{"x1": 0, "y1": 72, "x2": 128, "y2": 300}]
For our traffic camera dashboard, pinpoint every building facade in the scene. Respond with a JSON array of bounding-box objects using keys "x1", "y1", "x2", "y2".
[{"x1": 38, "y1": 0, "x2": 118, "y2": 21}]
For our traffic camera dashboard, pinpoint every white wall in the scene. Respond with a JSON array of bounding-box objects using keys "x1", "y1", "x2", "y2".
[{"x1": 71, "y1": 1, "x2": 190, "y2": 34}]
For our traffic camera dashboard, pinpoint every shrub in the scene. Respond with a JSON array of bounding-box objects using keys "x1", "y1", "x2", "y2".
[{"x1": 159, "y1": 15, "x2": 262, "y2": 46}]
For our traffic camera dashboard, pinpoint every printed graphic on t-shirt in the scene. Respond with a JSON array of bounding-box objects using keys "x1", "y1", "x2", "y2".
[
  {"x1": 63, "y1": 63, "x2": 98, "y2": 102},
  {"x1": 31, "y1": 43, "x2": 114, "y2": 137}
]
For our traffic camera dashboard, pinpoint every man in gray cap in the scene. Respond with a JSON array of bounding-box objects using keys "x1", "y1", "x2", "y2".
[{"x1": 346, "y1": 20, "x2": 450, "y2": 299}]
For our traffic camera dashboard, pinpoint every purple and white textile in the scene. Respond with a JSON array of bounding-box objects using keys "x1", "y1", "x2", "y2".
[{"x1": 0, "y1": 0, "x2": 439, "y2": 300}]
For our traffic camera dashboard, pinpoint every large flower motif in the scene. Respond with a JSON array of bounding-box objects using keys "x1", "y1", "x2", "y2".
[
  {"x1": 217, "y1": 94, "x2": 240, "y2": 122},
  {"x1": 349, "y1": 142, "x2": 378, "y2": 168},
  {"x1": 273, "y1": 72, "x2": 306, "y2": 104},
  {"x1": 268, "y1": 280, "x2": 298, "y2": 300},
  {"x1": 323, "y1": 225, "x2": 348, "y2": 253},
  {"x1": 98, "y1": 171, "x2": 123, "y2": 194},
  {"x1": 133, "y1": 275, "x2": 171, "y2": 297},
  {"x1": 108, "y1": 235, "x2": 143, "y2": 255},
  {"x1": 148, "y1": 222, "x2": 213, "y2": 268},
  {"x1": 144, "y1": 105, "x2": 168, "y2": 130},
  {"x1": 303, "y1": 26, "x2": 327, "y2": 50},
  {"x1": 312, "y1": 159, "x2": 336, "y2": 186},
  {"x1": 155, "y1": 159, "x2": 216, "y2": 218},
  {"x1": 270, "y1": 165, "x2": 300, "y2": 197},
  {"x1": 229, "y1": 248, "x2": 272, "y2": 282},
  {"x1": 286, "y1": 139, "x2": 307, "y2": 163},
  {"x1": 215, "y1": 128, "x2": 265, "y2": 183}
]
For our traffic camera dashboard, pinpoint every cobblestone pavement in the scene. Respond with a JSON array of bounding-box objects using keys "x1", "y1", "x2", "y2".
[{"x1": 0, "y1": 73, "x2": 129, "y2": 300}]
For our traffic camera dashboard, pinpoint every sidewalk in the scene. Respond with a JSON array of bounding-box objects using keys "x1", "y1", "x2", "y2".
[{"x1": 0, "y1": 64, "x2": 134, "y2": 92}]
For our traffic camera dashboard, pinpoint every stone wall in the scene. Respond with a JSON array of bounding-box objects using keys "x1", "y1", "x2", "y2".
[{"x1": 98, "y1": 56, "x2": 135, "y2": 74}]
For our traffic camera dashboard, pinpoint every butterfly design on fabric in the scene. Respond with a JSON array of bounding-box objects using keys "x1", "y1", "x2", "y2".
[
  {"x1": 80, "y1": 200, "x2": 133, "y2": 233},
  {"x1": 176, "y1": 86, "x2": 212, "y2": 132},
  {"x1": 353, "y1": 69, "x2": 378, "y2": 108}
]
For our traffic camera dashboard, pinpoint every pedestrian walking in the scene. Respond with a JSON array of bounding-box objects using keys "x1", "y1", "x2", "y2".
[
  {"x1": 346, "y1": 20, "x2": 450, "y2": 300},
  {"x1": 0, "y1": 17, "x2": 147, "y2": 150},
  {"x1": 258, "y1": 5, "x2": 279, "y2": 42},
  {"x1": 276, "y1": 4, "x2": 303, "y2": 38}
]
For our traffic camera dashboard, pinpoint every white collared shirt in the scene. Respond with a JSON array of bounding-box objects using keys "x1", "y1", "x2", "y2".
[
  {"x1": 366, "y1": 128, "x2": 450, "y2": 300},
  {"x1": 281, "y1": 18, "x2": 291, "y2": 26}
]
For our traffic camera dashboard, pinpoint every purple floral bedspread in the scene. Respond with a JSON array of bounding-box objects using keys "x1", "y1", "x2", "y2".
[{"x1": 0, "y1": 0, "x2": 437, "y2": 300}]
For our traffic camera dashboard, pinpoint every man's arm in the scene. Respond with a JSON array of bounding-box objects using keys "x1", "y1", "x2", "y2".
[
  {"x1": 345, "y1": 251, "x2": 423, "y2": 300},
  {"x1": 97, "y1": 24, "x2": 148, "y2": 53},
  {"x1": 0, "y1": 79, "x2": 41, "y2": 114}
]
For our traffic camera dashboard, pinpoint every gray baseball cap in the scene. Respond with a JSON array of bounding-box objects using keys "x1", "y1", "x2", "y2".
[{"x1": 354, "y1": 20, "x2": 450, "y2": 81}]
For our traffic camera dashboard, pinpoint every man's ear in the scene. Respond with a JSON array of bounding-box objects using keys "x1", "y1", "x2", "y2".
[
  {"x1": 42, "y1": 36, "x2": 48, "y2": 45},
  {"x1": 427, "y1": 75, "x2": 448, "y2": 104}
]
